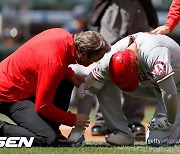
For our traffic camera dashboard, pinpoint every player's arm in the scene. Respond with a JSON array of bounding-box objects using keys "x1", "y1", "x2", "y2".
[{"x1": 157, "y1": 75, "x2": 177, "y2": 124}]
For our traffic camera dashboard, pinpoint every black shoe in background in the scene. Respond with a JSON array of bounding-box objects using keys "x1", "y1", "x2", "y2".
[
  {"x1": 91, "y1": 122, "x2": 111, "y2": 136},
  {"x1": 128, "y1": 122, "x2": 145, "y2": 141}
]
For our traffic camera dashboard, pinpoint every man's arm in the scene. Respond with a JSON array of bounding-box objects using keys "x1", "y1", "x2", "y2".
[
  {"x1": 166, "y1": 0, "x2": 180, "y2": 32},
  {"x1": 152, "y1": 0, "x2": 180, "y2": 34},
  {"x1": 35, "y1": 63, "x2": 76, "y2": 126}
]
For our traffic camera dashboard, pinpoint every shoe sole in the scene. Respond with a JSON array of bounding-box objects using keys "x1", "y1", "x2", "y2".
[
  {"x1": 102, "y1": 141, "x2": 134, "y2": 147},
  {"x1": 134, "y1": 135, "x2": 145, "y2": 142}
]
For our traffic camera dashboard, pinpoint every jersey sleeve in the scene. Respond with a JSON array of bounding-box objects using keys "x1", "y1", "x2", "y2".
[
  {"x1": 91, "y1": 53, "x2": 111, "y2": 81},
  {"x1": 35, "y1": 63, "x2": 76, "y2": 127},
  {"x1": 147, "y1": 47, "x2": 174, "y2": 83}
]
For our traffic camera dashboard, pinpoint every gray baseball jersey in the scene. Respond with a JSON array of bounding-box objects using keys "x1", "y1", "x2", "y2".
[{"x1": 92, "y1": 32, "x2": 180, "y2": 90}]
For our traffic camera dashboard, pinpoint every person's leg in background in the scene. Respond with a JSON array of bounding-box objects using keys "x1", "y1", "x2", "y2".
[
  {"x1": 92, "y1": 91, "x2": 146, "y2": 140},
  {"x1": 122, "y1": 93, "x2": 146, "y2": 141},
  {"x1": 92, "y1": 0, "x2": 152, "y2": 140}
]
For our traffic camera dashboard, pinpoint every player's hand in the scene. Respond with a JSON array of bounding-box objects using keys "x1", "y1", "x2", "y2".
[
  {"x1": 151, "y1": 25, "x2": 170, "y2": 35},
  {"x1": 75, "y1": 114, "x2": 90, "y2": 130},
  {"x1": 71, "y1": 73, "x2": 87, "y2": 87}
]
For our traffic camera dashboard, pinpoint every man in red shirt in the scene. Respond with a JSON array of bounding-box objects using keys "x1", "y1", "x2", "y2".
[
  {"x1": 0, "y1": 28, "x2": 110, "y2": 146},
  {"x1": 152, "y1": 0, "x2": 180, "y2": 34}
]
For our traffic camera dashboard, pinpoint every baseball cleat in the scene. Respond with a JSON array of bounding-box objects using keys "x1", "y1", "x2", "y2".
[
  {"x1": 146, "y1": 115, "x2": 180, "y2": 147},
  {"x1": 68, "y1": 135, "x2": 85, "y2": 147},
  {"x1": 105, "y1": 132, "x2": 134, "y2": 146},
  {"x1": 67, "y1": 127, "x2": 86, "y2": 147}
]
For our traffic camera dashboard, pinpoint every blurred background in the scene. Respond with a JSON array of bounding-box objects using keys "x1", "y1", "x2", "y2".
[
  {"x1": 0, "y1": 0, "x2": 94, "y2": 60},
  {"x1": 0, "y1": 0, "x2": 178, "y2": 61}
]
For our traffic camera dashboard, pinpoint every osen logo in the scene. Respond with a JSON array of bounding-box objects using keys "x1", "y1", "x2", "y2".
[{"x1": 0, "y1": 137, "x2": 34, "y2": 147}]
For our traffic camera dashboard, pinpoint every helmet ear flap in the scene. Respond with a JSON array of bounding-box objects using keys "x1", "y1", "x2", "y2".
[{"x1": 109, "y1": 49, "x2": 139, "y2": 92}]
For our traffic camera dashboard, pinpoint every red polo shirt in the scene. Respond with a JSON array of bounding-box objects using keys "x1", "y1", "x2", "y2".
[{"x1": 0, "y1": 28, "x2": 77, "y2": 126}]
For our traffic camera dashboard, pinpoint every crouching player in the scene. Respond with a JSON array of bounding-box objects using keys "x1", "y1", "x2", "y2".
[{"x1": 67, "y1": 32, "x2": 180, "y2": 147}]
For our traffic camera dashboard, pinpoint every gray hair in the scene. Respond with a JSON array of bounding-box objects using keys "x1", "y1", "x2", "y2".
[{"x1": 74, "y1": 31, "x2": 111, "y2": 59}]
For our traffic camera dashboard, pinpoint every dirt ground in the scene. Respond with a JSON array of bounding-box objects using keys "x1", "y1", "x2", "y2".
[
  {"x1": 61, "y1": 124, "x2": 106, "y2": 142},
  {"x1": 61, "y1": 123, "x2": 148, "y2": 142}
]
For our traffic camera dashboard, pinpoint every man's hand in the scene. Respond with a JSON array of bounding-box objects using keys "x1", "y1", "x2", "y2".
[
  {"x1": 71, "y1": 73, "x2": 86, "y2": 87},
  {"x1": 75, "y1": 114, "x2": 90, "y2": 130},
  {"x1": 151, "y1": 25, "x2": 170, "y2": 35}
]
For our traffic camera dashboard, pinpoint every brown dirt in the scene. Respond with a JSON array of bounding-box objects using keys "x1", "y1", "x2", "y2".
[
  {"x1": 61, "y1": 124, "x2": 105, "y2": 141},
  {"x1": 61, "y1": 123, "x2": 148, "y2": 142}
]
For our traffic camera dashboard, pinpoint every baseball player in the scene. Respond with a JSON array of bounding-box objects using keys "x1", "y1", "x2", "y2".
[{"x1": 68, "y1": 32, "x2": 180, "y2": 147}]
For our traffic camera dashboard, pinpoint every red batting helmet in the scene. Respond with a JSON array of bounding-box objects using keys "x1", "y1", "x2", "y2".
[{"x1": 109, "y1": 49, "x2": 139, "y2": 92}]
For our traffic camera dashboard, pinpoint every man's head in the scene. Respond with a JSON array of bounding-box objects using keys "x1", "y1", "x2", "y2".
[
  {"x1": 109, "y1": 49, "x2": 139, "y2": 92},
  {"x1": 74, "y1": 31, "x2": 110, "y2": 66}
]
